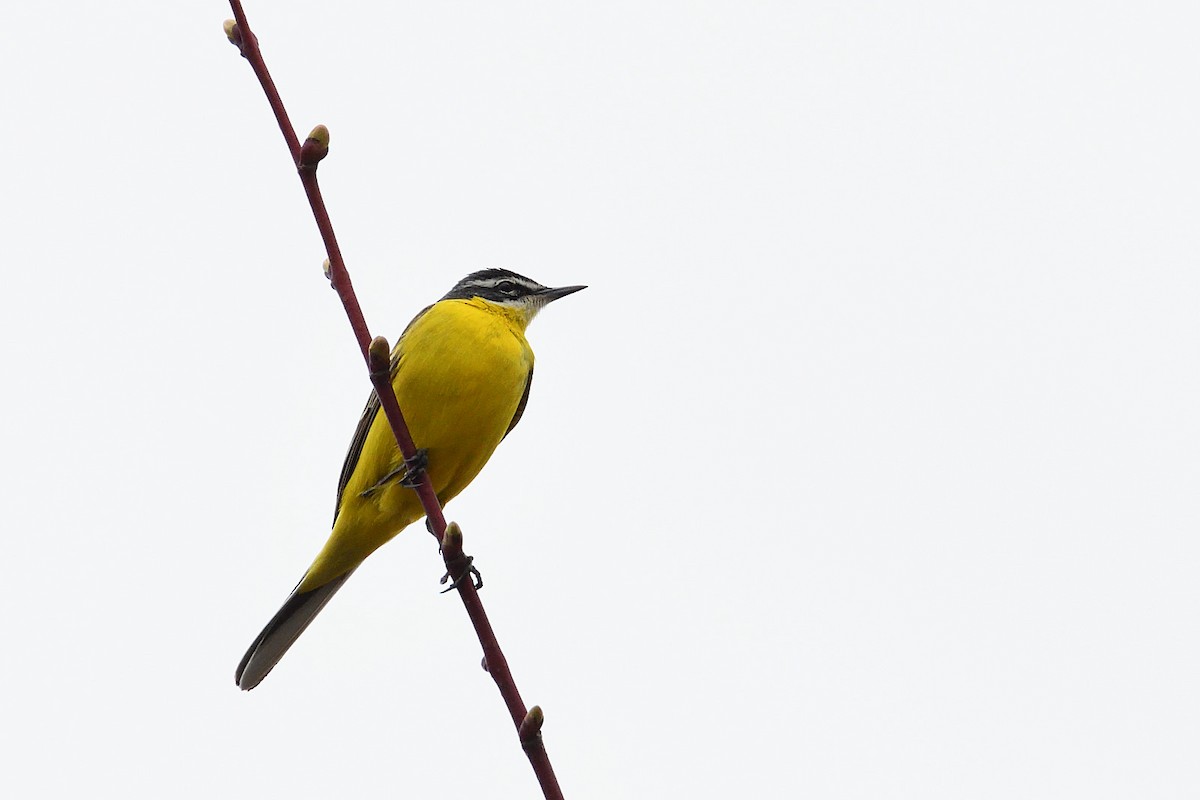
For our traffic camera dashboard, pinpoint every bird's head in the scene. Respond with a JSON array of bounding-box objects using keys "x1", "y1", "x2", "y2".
[{"x1": 442, "y1": 268, "x2": 586, "y2": 325}]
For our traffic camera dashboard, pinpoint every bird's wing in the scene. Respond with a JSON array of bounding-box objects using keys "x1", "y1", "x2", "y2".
[
  {"x1": 332, "y1": 304, "x2": 432, "y2": 524},
  {"x1": 333, "y1": 383, "x2": 384, "y2": 525},
  {"x1": 503, "y1": 365, "x2": 534, "y2": 439}
]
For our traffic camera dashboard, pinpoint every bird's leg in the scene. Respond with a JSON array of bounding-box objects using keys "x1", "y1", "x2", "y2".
[
  {"x1": 359, "y1": 464, "x2": 406, "y2": 497},
  {"x1": 359, "y1": 448, "x2": 430, "y2": 497},
  {"x1": 397, "y1": 448, "x2": 429, "y2": 488}
]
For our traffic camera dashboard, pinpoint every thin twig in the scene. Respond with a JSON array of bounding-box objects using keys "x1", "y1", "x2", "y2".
[{"x1": 223, "y1": 6, "x2": 563, "y2": 798}]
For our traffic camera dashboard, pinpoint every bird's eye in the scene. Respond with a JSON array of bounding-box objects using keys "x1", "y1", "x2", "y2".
[{"x1": 495, "y1": 280, "x2": 520, "y2": 296}]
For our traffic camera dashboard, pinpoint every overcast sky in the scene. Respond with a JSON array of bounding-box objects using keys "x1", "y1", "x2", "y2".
[{"x1": 2, "y1": 2, "x2": 1197, "y2": 798}]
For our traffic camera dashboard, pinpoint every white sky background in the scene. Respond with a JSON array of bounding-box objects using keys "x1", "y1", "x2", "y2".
[{"x1": 1, "y1": 1, "x2": 1197, "y2": 797}]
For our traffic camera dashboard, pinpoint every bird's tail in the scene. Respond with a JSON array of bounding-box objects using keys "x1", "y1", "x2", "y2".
[{"x1": 235, "y1": 568, "x2": 356, "y2": 691}]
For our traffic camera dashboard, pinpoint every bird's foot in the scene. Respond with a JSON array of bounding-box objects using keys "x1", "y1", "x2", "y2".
[
  {"x1": 439, "y1": 555, "x2": 483, "y2": 594},
  {"x1": 398, "y1": 448, "x2": 429, "y2": 488}
]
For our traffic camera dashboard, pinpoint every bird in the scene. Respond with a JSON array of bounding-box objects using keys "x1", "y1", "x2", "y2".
[{"x1": 235, "y1": 268, "x2": 585, "y2": 690}]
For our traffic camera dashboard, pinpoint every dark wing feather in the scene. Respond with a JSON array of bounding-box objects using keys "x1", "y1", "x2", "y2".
[
  {"x1": 504, "y1": 365, "x2": 534, "y2": 439},
  {"x1": 332, "y1": 304, "x2": 433, "y2": 524},
  {"x1": 333, "y1": 387, "x2": 383, "y2": 524}
]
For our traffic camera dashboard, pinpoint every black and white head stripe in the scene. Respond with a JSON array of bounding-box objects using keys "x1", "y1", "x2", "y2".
[
  {"x1": 441, "y1": 269, "x2": 587, "y2": 317},
  {"x1": 441, "y1": 269, "x2": 550, "y2": 303}
]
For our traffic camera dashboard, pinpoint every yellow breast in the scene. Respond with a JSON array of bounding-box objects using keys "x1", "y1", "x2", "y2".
[
  {"x1": 389, "y1": 298, "x2": 534, "y2": 504},
  {"x1": 302, "y1": 297, "x2": 534, "y2": 588}
]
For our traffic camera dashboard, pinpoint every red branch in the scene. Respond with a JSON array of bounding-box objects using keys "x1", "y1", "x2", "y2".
[{"x1": 224, "y1": 6, "x2": 563, "y2": 798}]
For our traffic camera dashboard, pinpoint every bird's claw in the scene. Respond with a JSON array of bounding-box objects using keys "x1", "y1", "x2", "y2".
[
  {"x1": 398, "y1": 448, "x2": 429, "y2": 488},
  {"x1": 439, "y1": 556, "x2": 483, "y2": 593}
]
